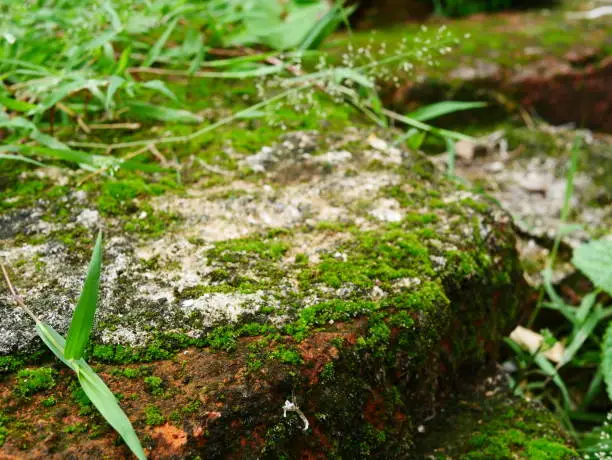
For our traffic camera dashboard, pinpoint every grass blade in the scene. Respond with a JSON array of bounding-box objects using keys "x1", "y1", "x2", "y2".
[
  {"x1": 64, "y1": 231, "x2": 103, "y2": 360},
  {"x1": 0, "y1": 94, "x2": 38, "y2": 112},
  {"x1": 35, "y1": 322, "x2": 145, "y2": 459},
  {"x1": 534, "y1": 353, "x2": 574, "y2": 409},
  {"x1": 559, "y1": 307, "x2": 601, "y2": 368},
  {"x1": 127, "y1": 101, "x2": 203, "y2": 124},
  {"x1": 0, "y1": 153, "x2": 46, "y2": 167},
  {"x1": 76, "y1": 362, "x2": 146, "y2": 460},
  {"x1": 143, "y1": 17, "x2": 178, "y2": 67},
  {"x1": 298, "y1": 3, "x2": 356, "y2": 51},
  {"x1": 407, "y1": 101, "x2": 487, "y2": 122},
  {"x1": 35, "y1": 322, "x2": 75, "y2": 371}
]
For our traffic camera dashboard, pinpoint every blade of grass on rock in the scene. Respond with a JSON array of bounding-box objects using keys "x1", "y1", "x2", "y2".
[
  {"x1": 64, "y1": 231, "x2": 103, "y2": 360},
  {"x1": 76, "y1": 362, "x2": 146, "y2": 460},
  {"x1": 36, "y1": 322, "x2": 146, "y2": 459}
]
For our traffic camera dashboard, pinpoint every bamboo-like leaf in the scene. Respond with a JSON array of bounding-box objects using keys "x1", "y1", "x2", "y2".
[
  {"x1": 35, "y1": 322, "x2": 146, "y2": 459},
  {"x1": 76, "y1": 362, "x2": 146, "y2": 460},
  {"x1": 35, "y1": 322, "x2": 75, "y2": 370},
  {"x1": 0, "y1": 153, "x2": 45, "y2": 167},
  {"x1": 64, "y1": 231, "x2": 103, "y2": 360},
  {"x1": 0, "y1": 94, "x2": 38, "y2": 112},
  {"x1": 127, "y1": 102, "x2": 203, "y2": 124},
  {"x1": 559, "y1": 306, "x2": 602, "y2": 368},
  {"x1": 407, "y1": 101, "x2": 487, "y2": 122}
]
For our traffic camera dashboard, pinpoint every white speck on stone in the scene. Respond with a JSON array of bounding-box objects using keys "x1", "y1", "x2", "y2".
[
  {"x1": 367, "y1": 134, "x2": 389, "y2": 151},
  {"x1": 393, "y1": 277, "x2": 422, "y2": 290},
  {"x1": 369, "y1": 198, "x2": 404, "y2": 222},
  {"x1": 73, "y1": 190, "x2": 88, "y2": 203},
  {"x1": 314, "y1": 150, "x2": 352, "y2": 165},
  {"x1": 76, "y1": 209, "x2": 100, "y2": 228},
  {"x1": 371, "y1": 286, "x2": 386, "y2": 299},
  {"x1": 430, "y1": 256, "x2": 447, "y2": 270}
]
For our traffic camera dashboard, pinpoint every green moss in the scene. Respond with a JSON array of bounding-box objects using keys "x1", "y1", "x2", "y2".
[
  {"x1": 123, "y1": 205, "x2": 180, "y2": 237},
  {"x1": 64, "y1": 422, "x2": 88, "y2": 434},
  {"x1": 120, "y1": 367, "x2": 142, "y2": 379},
  {"x1": 144, "y1": 405, "x2": 165, "y2": 426},
  {"x1": 14, "y1": 367, "x2": 56, "y2": 397},
  {"x1": 41, "y1": 396, "x2": 57, "y2": 407},
  {"x1": 0, "y1": 412, "x2": 8, "y2": 447},
  {"x1": 182, "y1": 399, "x2": 202, "y2": 415},
  {"x1": 320, "y1": 362, "x2": 335, "y2": 382},
  {"x1": 525, "y1": 439, "x2": 578, "y2": 460},
  {"x1": 71, "y1": 386, "x2": 94, "y2": 415},
  {"x1": 270, "y1": 345, "x2": 302, "y2": 365},
  {"x1": 0, "y1": 356, "x2": 25, "y2": 374},
  {"x1": 207, "y1": 237, "x2": 289, "y2": 262},
  {"x1": 143, "y1": 376, "x2": 164, "y2": 396},
  {"x1": 0, "y1": 178, "x2": 48, "y2": 211},
  {"x1": 300, "y1": 227, "x2": 433, "y2": 290}
]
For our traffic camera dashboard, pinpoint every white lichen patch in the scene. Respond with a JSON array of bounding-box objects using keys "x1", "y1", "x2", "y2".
[{"x1": 181, "y1": 291, "x2": 279, "y2": 326}]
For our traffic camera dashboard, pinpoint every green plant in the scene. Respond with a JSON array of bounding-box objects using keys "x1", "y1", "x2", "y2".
[
  {"x1": 0, "y1": 0, "x2": 351, "y2": 170},
  {"x1": 1, "y1": 233, "x2": 146, "y2": 459},
  {"x1": 505, "y1": 137, "x2": 612, "y2": 454}
]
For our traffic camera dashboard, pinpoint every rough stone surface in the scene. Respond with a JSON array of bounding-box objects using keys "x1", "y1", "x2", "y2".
[{"x1": 0, "y1": 127, "x2": 525, "y2": 458}]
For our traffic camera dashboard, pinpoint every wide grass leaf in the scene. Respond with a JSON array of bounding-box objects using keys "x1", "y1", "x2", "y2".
[
  {"x1": 572, "y1": 239, "x2": 612, "y2": 295},
  {"x1": 35, "y1": 322, "x2": 146, "y2": 459},
  {"x1": 77, "y1": 362, "x2": 146, "y2": 459},
  {"x1": 604, "y1": 321, "x2": 612, "y2": 400},
  {"x1": 0, "y1": 94, "x2": 38, "y2": 112},
  {"x1": 127, "y1": 102, "x2": 203, "y2": 123},
  {"x1": 407, "y1": 101, "x2": 487, "y2": 122},
  {"x1": 64, "y1": 231, "x2": 103, "y2": 360},
  {"x1": 0, "y1": 153, "x2": 45, "y2": 167}
]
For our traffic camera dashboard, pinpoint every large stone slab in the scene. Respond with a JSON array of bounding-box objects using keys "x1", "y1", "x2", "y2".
[{"x1": 0, "y1": 126, "x2": 523, "y2": 457}]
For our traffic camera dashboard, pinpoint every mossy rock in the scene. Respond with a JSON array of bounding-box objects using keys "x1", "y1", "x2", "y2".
[{"x1": 0, "y1": 120, "x2": 534, "y2": 456}]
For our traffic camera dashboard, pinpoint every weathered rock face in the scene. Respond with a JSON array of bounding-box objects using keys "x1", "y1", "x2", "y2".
[{"x1": 0, "y1": 127, "x2": 524, "y2": 457}]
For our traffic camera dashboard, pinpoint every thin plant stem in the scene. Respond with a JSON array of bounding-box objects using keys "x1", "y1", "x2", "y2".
[
  {"x1": 527, "y1": 135, "x2": 583, "y2": 328},
  {"x1": 1, "y1": 263, "x2": 40, "y2": 323}
]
